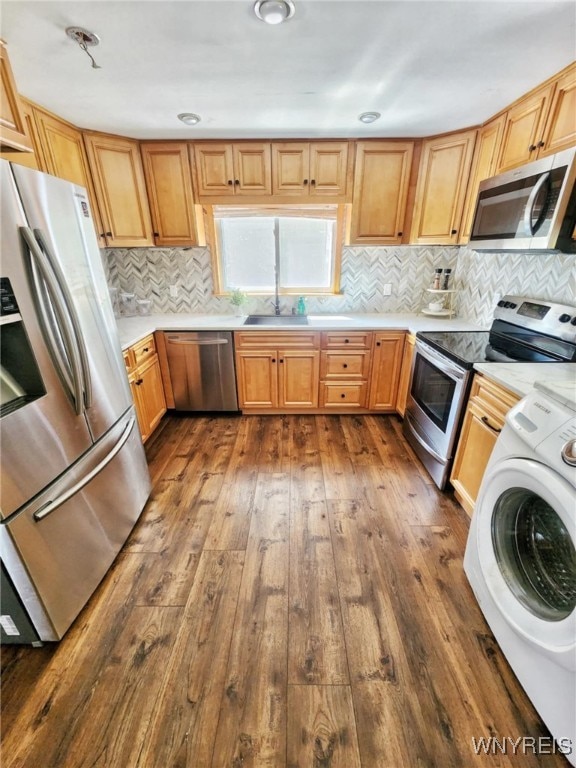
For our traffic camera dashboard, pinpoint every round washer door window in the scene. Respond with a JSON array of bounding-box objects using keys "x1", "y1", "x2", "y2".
[{"x1": 492, "y1": 487, "x2": 576, "y2": 622}]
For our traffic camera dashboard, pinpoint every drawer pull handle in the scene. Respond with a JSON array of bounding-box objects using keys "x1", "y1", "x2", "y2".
[
  {"x1": 272, "y1": 358, "x2": 276, "y2": 363},
  {"x1": 279, "y1": 359, "x2": 284, "y2": 363},
  {"x1": 342, "y1": 363, "x2": 348, "y2": 368},
  {"x1": 344, "y1": 338, "x2": 350, "y2": 343},
  {"x1": 341, "y1": 393, "x2": 346, "y2": 398},
  {"x1": 376, "y1": 341, "x2": 381, "y2": 347},
  {"x1": 481, "y1": 415, "x2": 501, "y2": 434},
  {"x1": 135, "y1": 378, "x2": 143, "y2": 386},
  {"x1": 142, "y1": 347, "x2": 149, "y2": 352}
]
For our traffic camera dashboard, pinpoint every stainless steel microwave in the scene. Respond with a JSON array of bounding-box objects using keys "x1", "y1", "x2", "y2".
[{"x1": 469, "y1": 146, "x2": 576, "y2": 251}]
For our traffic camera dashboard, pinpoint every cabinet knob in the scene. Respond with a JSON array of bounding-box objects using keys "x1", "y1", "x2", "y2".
[
  {"x1": 272, "y1": 358, "x2": 276, "y2": 363},
  {"x1": 340, "y1": 393, "x2": 346, "y2": 398},
  {"x1": 153, "y1": 232, "x2": 159, "y2": 238},
  {"x1": 106, "y1": 231, "x2": 112, "y2": 237},
  {"x1": 311, "y1": 179, "x2": 316, "y2": 186},
  {"x1": 142, "y1": 347, "x2": 149, "y2": 352},
  {"x1": 451, "y1": 229, "x2": 457, "y2": 235},
  {"x1": 234, "y1": 179, "x2": 240, "y2": 185},
  {"x1": 537, "y1": 140, "x2": 545, "y2": 148},
  {"x1": 342, "y1": 363, "x2": 348, "y2": 368},
  {"x1": 397, "y1": 232, "x2": 403, "y2": 237},
  {"x1": 344, "y1": 338, "x2": 350, "y2": 343},
  {"x1": 279, "y1": 358, "x2": 284, "y2": 363},
  {"x1": 227, "y1": 179, "x2": 233, "y2": 185},
  {"x1": 528, "y1": 144, "x2": 536, "y2": 152},
  {"x1": 376, "y1": 341, "x2": 381, "y2": 347},
  {"x1": 135, "y1": 378, "x2": 143, "y2": 386},
  {"x1": 303, "y1": 179, "x2": 308, "y2": 185}
]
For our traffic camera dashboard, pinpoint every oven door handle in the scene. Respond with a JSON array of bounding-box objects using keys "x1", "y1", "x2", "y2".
[
  {"x1": 415, "y1": 340, "x2": 466, "y2": 380},
  {"x1": 405, "y1": 413, "x2": 448, "y2": 465}
]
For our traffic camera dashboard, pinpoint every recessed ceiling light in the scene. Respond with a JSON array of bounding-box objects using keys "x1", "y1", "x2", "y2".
[
  {"x1": 358, "y1": 112, "x2": 381, "y2": 124},
  {"x1": 254, "y1": 0, "x2": 295, "y2": 25},
  {"x1": 177, "y1": 113, "x2": 201, "y2": 126}
]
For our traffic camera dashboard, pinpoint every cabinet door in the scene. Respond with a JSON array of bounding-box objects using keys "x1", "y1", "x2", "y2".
[
  {"x1": 539, "y1": 63, "x2": 576, "y2": 157},
  {"x1": 0, "y1": 98, "x2": 41, "y2": 169},
  {"x1": 272, "y1": 142, "x2": 310, "y2": 194},
  {"x1": 309, "y1": 141, "x2": 349, "y2": 196},
  {"x1": 278, "y1": 350, "x2": 319, "y2": 408},
  {"x1": 350, "y1": 141, "x2": 414, "y2": 244},
  {"x1": 368, "y1": 333, "x2": 405, "y2": 411},
  {"x1": 0, "y1": 41, "x2": 33, "y2": 152},
  {"x1": 141, "y1": 142, "x2": 198, "y2": 246},
  {"x1": 410, "y1": 130, "x2": 476, "y2": 245},
  {"x1": 450, "y1": 402, "x2": 501, "y2": 516},
  {"x1": 33, "y1": 108, "x2": 105, "y2": 244},
  {"x1": 236, "y1": 350, "x2": 278, "y2": 408},
  {"x1": 233, "y1": 143, "x2": 271, "y2": 195},
  {"x1": 194, "y1": 143, "x2": 235, "y2": 196},
  {"x1": 84, "y1": 132, "x2": 154, "y2": 247},
  {"x1": 496, "y1": 84, "x2": 551, "y2": 172},
  {"x1": 395, "y1": 333, "x2": 415, "y2": 417},
  {"x1": 460, "y1": 116, "x2": 505, "y2": 242},
  {"x1": 131, "y1": 356, "x2": 166, "y2": 443}
]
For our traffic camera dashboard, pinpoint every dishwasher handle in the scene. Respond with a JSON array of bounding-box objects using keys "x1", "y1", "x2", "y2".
[{"x1": 166, "y1": 337, "x2": 229, "y2": 346}]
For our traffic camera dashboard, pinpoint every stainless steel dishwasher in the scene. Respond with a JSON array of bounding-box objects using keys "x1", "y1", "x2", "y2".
[{"x1": 163, "y1": 331, "x2": 238, "y2": 411}]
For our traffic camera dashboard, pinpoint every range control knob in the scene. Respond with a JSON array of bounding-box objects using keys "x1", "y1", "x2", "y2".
[
  {"x1": 561, "y1": 439, "x2": 576, "y2": 467},
  {"x1": 497, "y1": 300, "x2": 506, "y2": 307},
  {"x1": 509, "y1": 302, "x2": 517, "y2": 309},
  {"x1": 571, "y1": 317, "x2": 576, "y2": 326},
  {"x1": 559, "y1": 313, "x2": 572, "y2": 323}
]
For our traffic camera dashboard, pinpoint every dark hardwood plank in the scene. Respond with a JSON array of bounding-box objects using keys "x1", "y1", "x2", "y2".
[
  {"x1": 287, "y1": 684, "x2": 361, "y2": 768},
  {"x1": 137, "y1": 550, "x2": 244, "y2": 768},
  {"x1": 317, "y1": 416, "x2": 364, "y2": 500},
  {"x1": 211, "y1": 472, "x2": 290, "y2": 768}
]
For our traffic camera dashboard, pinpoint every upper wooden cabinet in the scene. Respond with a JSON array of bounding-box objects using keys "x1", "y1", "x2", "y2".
[
  {"x1": 140, "y1": 142, "x2": 198, "y2": 246},
  {"x1": 538, "y1": 62, "x2": 576, "y2": 157},
  {"x1": 194, "y1": 142, "x2": 271, "y2": 197},
  {"x1": 460, "y1": 115, "x2": 505, "y2": 242},
  {"x1": 0, "y1": 98, "x2": 40, "y2": 169},
  {"x1": 410, "y1": 129, "x2": 477, "y2": 245},
  {"x1": 496, "y1": 83, "x2": 552, "y2": 172},
  {"x1": 84, "y1": 132, "x2": 154, "y2": 248},
  {"x1": 0, "y1": 41, "x2": 33, "y2": 152},
  {"x1": 31, "y1": 106, "x2": 104, "y2": 243},
  {"x1": 349, "y1": 141, "x2": 414, "y2": 244},
  {"x1": 271, "y1": 141, "x2": 349, "y2": 197}
]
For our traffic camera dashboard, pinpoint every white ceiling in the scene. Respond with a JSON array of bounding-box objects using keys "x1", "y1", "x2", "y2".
[{"x1": 1, "y1": 0, "x2": 575, "y2": 140}]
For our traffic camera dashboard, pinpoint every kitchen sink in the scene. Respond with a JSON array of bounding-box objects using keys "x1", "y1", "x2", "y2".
[{"x1": 243, "y1": 314, "x2": 309, "y2": 326}]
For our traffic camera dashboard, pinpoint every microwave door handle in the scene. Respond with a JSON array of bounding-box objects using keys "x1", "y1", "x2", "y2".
[
  {"x1": 20, "y1": 227, "x2": 85, "y2": 415},
  {"x1": 523, "y1": 171, "x2": 550, "y2": 236},
  {"x1": 33, "y1": 229, "x2": 93, "y2": 410}
]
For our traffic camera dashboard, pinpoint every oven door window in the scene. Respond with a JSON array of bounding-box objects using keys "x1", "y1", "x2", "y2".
[
  {"x1": 411, "y1": 353, "x2": 456, "y2": 432},
  {"x1": 491, "y1": 488, "x2": 576, "y2": 621}
]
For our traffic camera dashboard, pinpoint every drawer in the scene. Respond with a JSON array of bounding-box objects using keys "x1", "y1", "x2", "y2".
[
  {"x1": 234, "y1": 331, "x2": 320, "y2": 349},
  {"x1": 132, "y1": 334, "x2": 156, "y2": 367},
  {"x1": 320, "y1": 350, "x2": 370, "y2": 380},
  {"x1": 321, "y1": 331, "x2": 373, "y2": 349},
  {"x1": 319, "y1": 381, "x2": 368, "y2": 408},
  {"x1": 470, "y1": 374, "x2": 519, "y2": 421}
]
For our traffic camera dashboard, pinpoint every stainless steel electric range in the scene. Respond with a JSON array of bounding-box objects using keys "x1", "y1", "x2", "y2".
[{"x1": 403, "y1": 295, "x2": 576, "y2": 489}]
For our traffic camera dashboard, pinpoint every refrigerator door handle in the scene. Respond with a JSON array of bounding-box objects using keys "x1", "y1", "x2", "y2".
[
  {"x1": 20, "y1": 226, "x2": 85, "y2": 415},
  {"x1": 33, "y1": 416, "x2": 137, "y2": 522},
  {"x1": 33, "y1": 228, "x2": 93, "y2": 410}
]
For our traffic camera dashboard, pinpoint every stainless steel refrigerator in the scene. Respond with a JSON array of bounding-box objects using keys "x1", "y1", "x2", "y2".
[{"x1": 0, "y1": 161, "x2": 151, "y2": 644}]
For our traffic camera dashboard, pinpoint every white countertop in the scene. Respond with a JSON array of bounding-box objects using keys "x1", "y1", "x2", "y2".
[
  {"x1": 115, "y1": 312, "x2": 482, "y2": 350},
  {"x1": 474, "y1": 362, "x2": 576, "y2": 400}
]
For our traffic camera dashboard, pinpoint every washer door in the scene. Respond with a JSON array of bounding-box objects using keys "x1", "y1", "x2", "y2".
[{"x1": 475, "y1": 458, "x2": 576, "y2": 664}]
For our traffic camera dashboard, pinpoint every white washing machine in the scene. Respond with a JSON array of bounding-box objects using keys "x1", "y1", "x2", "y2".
[{"x1": 464, "y1": 384, "x2": 576, "y2": 765}]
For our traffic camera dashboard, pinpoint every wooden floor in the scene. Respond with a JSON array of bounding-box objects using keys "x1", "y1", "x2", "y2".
[{"x1": 1, "y1": 414, "x2": 568, "y2": 767}]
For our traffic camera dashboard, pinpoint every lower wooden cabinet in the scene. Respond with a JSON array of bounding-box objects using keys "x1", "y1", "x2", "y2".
[
  {"x1": 235, "y1": 332, "x2": 320, "y2": 411},
  {"x1": 450, "y1": 374, "x2": 519, "y2": 516},
  {"x1": 395, "y1": 333, "x2": 415, "y2": 416},
  {"x1": 124, "y1": 334, "x2": 167, "y2": 443},
  {"x1": 319, "y1": 331, "x2": 372, "y2": 409},
  {"x1": 368, "y1": 332, "x2": 406, "y2": 411}
]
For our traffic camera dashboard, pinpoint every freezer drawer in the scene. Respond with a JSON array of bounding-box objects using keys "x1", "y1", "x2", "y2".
[
  {"x1": 164, "y1": 331, "x2": 238, "y2": 411},
  {"x1": 0, "y1": 407, "x2": 150, "y2": 641}
]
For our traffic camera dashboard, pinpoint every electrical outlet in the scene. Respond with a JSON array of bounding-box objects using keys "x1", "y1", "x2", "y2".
[
  {"x1": 382, "y1": 283, "x2": 392, "y2": 296},
  {"x1": 169, "y1": 284, "x2": 178, "y2": 298}
]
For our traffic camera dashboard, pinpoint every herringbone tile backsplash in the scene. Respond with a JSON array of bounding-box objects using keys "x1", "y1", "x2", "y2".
[{"x1": 103, "y1": 245, "x2": 575, "y2": 326}]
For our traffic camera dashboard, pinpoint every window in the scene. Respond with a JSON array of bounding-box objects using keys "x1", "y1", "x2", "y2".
[{"x1": 212, "y1": 205, "x2": 343, "y2": 295}]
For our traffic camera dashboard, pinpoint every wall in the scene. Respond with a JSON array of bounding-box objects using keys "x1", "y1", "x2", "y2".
[{"x1": 103, "y1": 245, "x2": 576, "y2": 326}]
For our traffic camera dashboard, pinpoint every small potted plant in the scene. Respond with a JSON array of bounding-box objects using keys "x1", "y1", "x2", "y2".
[{"x1": 230, "y1": 288, "x2": 248, "y2": 315}]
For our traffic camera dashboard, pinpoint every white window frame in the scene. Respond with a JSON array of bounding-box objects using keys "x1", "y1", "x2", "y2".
[{"x1": 209, "y1": 204, "x2": 346, "y2": 296}]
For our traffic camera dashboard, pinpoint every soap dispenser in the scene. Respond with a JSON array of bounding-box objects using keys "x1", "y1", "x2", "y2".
[{"x1": 297, "y1": 296, "x2": 306, "y2": 315}]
